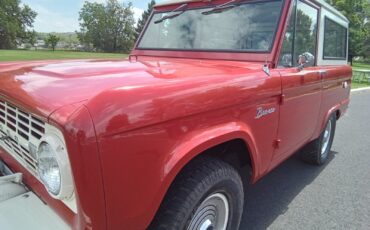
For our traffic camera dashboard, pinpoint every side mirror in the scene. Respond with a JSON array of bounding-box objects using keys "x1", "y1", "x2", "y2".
[
  {"x1": 281, "y1": 53, "x2": 292, "y2": 67},
  {"x1": 297, "y1": 52, "x2": 315, "y2": 71}
]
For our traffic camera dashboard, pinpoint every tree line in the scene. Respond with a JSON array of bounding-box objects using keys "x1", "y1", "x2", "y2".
[
  {"x1": 0, "y1": 0, "x2": 369, "y2": 61},
  {"x1": 76, "y1": 0, "x2": 156, "y2": 53},
  {"x1": 0, "y1": 0, "x2": 37, "y2": 49},
  {"x1": 0, "y1": 0, "x2": 155, "y2": 53}
]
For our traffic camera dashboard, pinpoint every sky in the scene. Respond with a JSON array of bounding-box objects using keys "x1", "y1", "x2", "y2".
[{"x1": 22, "y1": 0, "x2": 162, "y2": 33}]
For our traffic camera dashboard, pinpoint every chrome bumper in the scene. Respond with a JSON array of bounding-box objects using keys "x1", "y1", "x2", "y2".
[{"x1": 0, "y1": 160, "x2": 69, "y2": 230}]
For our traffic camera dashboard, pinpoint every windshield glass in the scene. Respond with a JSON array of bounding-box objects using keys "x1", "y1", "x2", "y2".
[{"x1": 138, "y1": 0, "x2": 283, "y2": 52}]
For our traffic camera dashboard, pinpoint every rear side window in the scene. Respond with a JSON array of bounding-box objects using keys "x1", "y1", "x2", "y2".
[{"x1": 323, "y1": 17, "x2": 347, "y2": 59}]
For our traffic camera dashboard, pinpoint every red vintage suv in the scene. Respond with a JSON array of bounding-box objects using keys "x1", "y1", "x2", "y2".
[{"x1": 0, "y1": 0, "x2": 352, "y2": 229}]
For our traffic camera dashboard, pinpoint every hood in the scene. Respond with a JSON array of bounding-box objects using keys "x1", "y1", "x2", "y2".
[{"x1": 0, "y1": 57, "x2": 263, "y2": 119}]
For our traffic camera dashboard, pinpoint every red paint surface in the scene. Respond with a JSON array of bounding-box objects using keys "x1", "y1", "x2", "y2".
[{"x1": 0, "y1": 0, "x2": 352, "y2": 229}]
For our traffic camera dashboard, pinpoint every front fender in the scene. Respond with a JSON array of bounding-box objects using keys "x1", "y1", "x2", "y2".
[
  {"x1": 50, "y1": 105, "x2": 107, "y2": 230},
  {"x1": 98, "y1": 120, "x2": 264, "y2": 230},
  {"x1": 143, "y1": 122, "x2": 260, "y2": 229},
  {"x1": 163, "y1": 122, "x2": 260, "y2": 188}
]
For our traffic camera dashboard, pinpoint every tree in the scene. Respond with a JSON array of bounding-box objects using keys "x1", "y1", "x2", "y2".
[
  {"x1": 325, "y1": 0, "x2": 370, "y2": 62},
  {"x1": 363, "y1": 10, "x2": 370, "y2": 60},
  {"x1": 0, "y1": 0, "x2": 37, "y2": 49},
  {"x1": 78, "y1": 0, "x2": 135, "y2": 53},
  {"x1": 135, "y1": 0, "x2": 156, "y2": 41},
  {"x1": 27, "y1": 30, "x2": 37, "y2": 50},
  {"x1": 45, "y1": 34, "x2": 60, "y2": 51}
]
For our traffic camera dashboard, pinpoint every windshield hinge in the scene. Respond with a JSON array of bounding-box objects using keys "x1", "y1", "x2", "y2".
[
  {"x1": 129, "y1": 55, "x2": 138, "y2": 63},
  {"x1": 262, "y1": 55, "x2": 271, "y2": 76},
  {"x1": 263, "y1": 64, "x2": 270, "y2": 76}
]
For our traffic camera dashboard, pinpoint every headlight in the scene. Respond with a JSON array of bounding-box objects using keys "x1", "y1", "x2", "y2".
[
  {"x1": 37, "y1": 130, "x2": 74, "y2": 200},
  {"x1": 38, "y1": 141, "x2": 61, "y2": 195}
]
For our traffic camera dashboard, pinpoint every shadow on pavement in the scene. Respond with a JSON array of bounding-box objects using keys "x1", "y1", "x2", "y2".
[{"x1": 239, "y1": 151, "x2": 337, "y2": 230}]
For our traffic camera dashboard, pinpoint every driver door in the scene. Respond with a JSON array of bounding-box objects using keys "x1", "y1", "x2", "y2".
[{"x1": 273, "y1": 0, "x2": 322, "y2": 164}]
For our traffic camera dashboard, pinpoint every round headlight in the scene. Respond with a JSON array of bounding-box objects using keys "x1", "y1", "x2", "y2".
[
  {"x1": 37, "y1": 142, "x2": 61, "y2": 195},
  {"x1": 37, "y1": 132, "x2": 74, "y2": 200}
]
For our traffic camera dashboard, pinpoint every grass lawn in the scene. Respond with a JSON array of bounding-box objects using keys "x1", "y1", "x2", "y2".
[
  {"x1": 352, "y1": 82, "x2": 370, "y2": 89},
  {"x1": 353, "y1": 62, "x2": 370, "y2": 70},
  {"x1": 352, "y1": 62, "x2": 370, "y2": 89},
  {"x1": 0, "y1": 49, "x2": 128, "y2": 62}
]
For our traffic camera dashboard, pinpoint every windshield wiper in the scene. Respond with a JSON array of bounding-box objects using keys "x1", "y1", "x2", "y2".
[
  {"x1": 154, "y1": 3, "x2": 188, "y2": 24},
  {"x1": 202, "y1": 0, "x2": 237, "y2": 15}
]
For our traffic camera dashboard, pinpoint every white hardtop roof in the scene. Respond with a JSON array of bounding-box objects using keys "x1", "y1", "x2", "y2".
[{"x1": 155, "y1": 0, "x2": 349, "y2": 23}]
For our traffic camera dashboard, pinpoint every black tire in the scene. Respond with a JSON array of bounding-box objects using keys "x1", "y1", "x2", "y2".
[
  {"x1": 149, "y1": 156, "x2": 244, "y2": 230},
  {"x1": 301, "y1": 114, "x2": 336, "y2": 165}
]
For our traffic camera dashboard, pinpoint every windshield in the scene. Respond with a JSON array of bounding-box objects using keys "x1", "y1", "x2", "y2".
[{"x1": 138, "y1": 0, "x2": 283, "y2": 52}]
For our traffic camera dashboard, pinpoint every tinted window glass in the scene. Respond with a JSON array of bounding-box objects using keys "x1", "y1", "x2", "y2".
[
  {"x1": 323, "y1": 18, "x2": 347, "y2": 59},
  {"x1": 278, "y1": 0, "x2": 318, "y2": 67},
  {"x1": 138, "y1": 0, "x2": 283, "y2": 52}
]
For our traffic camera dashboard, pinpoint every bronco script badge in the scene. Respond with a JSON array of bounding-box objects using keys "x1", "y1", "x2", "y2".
[{"x1": 255, "y1": 107, "x2": 276, "y2": 119}]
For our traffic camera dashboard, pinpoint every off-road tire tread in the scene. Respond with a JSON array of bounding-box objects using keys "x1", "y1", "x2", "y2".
[
  {"x1": 301, "y1": 114, "x2": 336, "y2": 165},
  {"x1": 148, "y1": 156, "x2": 243, "y2": 230}
]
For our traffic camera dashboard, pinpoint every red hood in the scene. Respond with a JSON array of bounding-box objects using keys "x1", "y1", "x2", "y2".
[{"x1": 0, "y1": 57, "x2": 263, "y2": 119}]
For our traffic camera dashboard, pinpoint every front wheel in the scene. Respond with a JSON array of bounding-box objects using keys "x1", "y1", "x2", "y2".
[
  {"x1": 301, "y1": 114, "x2": 336, "y2": 165},
  {"x1": 149, "y1": 157, "x2": 244, "y2": 230}
]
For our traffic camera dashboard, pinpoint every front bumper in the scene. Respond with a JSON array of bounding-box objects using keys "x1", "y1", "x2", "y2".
[{"x1": 0, "y1": 160, "x2": 69, "y2": 230}]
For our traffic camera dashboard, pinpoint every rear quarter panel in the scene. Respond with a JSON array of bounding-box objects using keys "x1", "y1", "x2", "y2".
[{"x1": 313, "y1": 65, "x2": 352, "y2": 138}]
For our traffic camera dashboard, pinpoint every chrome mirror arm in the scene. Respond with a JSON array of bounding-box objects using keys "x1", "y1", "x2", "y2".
[{"x1": 297, "y1": 52, "x2": 315, "y2": 71}]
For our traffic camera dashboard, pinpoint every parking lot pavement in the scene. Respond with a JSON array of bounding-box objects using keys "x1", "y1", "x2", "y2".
[{"x1": 240, "y1": 89, "x2": 370, "y2": 230}]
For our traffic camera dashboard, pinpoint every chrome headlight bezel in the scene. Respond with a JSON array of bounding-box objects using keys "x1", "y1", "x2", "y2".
[{"x1": 37, "y1": 125, "x2": 74, "y2": 200}]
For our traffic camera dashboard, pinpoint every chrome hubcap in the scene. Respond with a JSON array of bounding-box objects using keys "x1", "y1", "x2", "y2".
[
  {"x1": 321, "y1": 120, "x2": 332, "y2": 156},
  {"x1": 187, "y1": 193, "x2": 229, "y2": 230}
]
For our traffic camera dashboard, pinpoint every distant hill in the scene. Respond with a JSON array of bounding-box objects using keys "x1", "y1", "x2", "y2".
[
  {"x1": 35, "y1": 32, "x2": 80, "y2": 50},
  {"x1": 37, "y1": 32, "x2": 79, "y2": 44}
]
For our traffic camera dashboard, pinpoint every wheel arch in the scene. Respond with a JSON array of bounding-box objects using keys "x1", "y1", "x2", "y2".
[
  {"x1": 147, "y1": 122, "x2": 260, "y2": 228},
  {"x1": 164, "y1": 123, "x2": 259, "y2": 189},
  {"x1": 312, "y1": 104, "x2": 341, "y2": 141},
  {"x1": 323, "y1": 105, "x2": 341, "y2": 129}
]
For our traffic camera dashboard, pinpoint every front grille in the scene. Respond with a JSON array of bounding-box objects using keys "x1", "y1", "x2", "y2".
[{"x1": 0, "y1": 98, "x2": 46, "y2": 175}]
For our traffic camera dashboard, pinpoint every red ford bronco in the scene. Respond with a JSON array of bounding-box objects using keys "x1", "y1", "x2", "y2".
[{"x1": 0, "y1": 0, "x2": 351, "y2": 229}]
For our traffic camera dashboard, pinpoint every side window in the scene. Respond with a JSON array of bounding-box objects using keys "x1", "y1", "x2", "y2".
[
  {"x1": 279, "y1": 0, "x2": 318, "y2": 67},
  {"x1": 323, "y1": 17, "x2": 347, "y2": 59},
  {"x1": 278, "y1": 0, "x2": 295, "y2": 67}
]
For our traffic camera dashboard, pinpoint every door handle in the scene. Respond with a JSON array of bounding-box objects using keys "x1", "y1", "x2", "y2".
[{"x1": 319, "y1": 70, "x2": 327, "y2": 76}]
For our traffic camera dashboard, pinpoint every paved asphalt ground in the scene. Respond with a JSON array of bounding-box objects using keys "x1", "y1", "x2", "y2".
[{"x1": 239, "y1": 89, "x2": 370, "y2": 230}]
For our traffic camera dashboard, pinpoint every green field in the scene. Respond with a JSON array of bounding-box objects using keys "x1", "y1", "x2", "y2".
[
  {"x1": 0, "y1": 50, "x2": 128, "y2": 62},
  {"x1": 352, "y1": 62, "x2": 370, "y2": 89},
  {"x1": 353, "y1": 62, "x2": 370, "y2": 70},
  {"x1": 352, "y1": 82, "x2": 369, "y2": 89}
]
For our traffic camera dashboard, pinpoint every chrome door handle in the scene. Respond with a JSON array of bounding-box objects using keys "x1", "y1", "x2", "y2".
[{"x1": 319, "y1": 70, "x2": 327, "y2": 76}]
